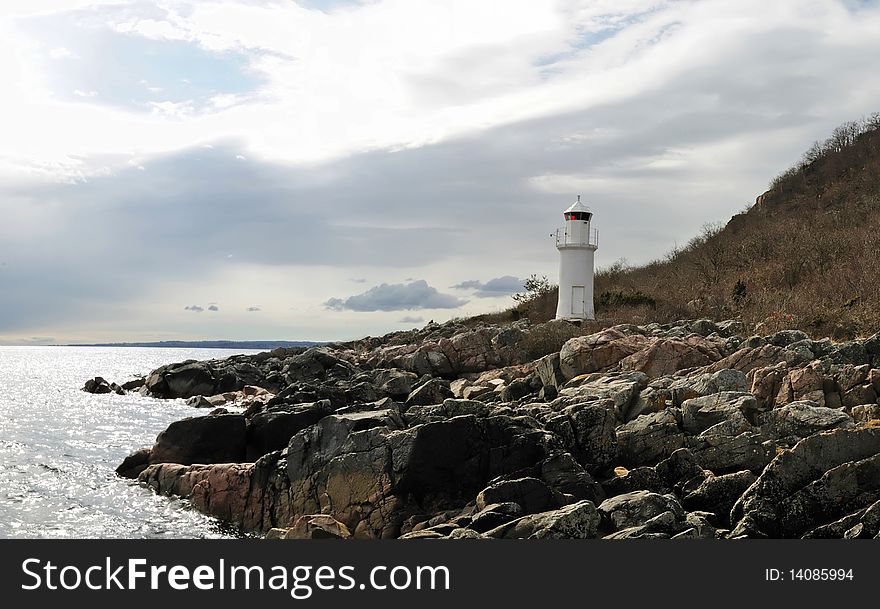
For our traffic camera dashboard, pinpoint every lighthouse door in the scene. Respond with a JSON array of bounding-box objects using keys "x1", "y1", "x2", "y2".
[{"x1": 571, "y1": 286, "x2": 585, "y2": 317}]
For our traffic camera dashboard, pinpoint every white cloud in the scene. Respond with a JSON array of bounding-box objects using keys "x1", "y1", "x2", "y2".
[
  {"x1": 0, "y1": 0, "x2": 877, "y2": 183},
  {"x1": 3, "y1": 0, "x2": 880, "y2": 342}
]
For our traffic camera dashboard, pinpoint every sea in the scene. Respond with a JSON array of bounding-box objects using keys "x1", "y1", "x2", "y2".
[{"x1": 0, "y1": 346, "x2": 262, "y2": 539}]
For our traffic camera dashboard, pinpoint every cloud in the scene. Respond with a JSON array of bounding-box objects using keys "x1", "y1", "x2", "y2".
[
  {"x1": 207, "y1": 304, "x2": 219, "y2": 311},
  {"x1": 3, "y1": 0, "x2": 880, "y2": 343},
  {"x1": 454, "y1": 276, "x2": 526, "y2": 298},
  {"x1": 325, "y1": 280, "x2": 468, "y2": 312},
  {"x1": 398, "y1": 316, "x2": 424, "y2": 324},
  {"x1": 246, "y1": 306, "x2": 261, "y2": 312},
  {"x1": 452, "y1": 280, "x2": 483, "y2": 290},
  {"x1": 184, "y1": 305, "x2": 204, "y2": 312}
]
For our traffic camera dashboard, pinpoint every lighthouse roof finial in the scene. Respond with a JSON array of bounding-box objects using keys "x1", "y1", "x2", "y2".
[{"x1": 564, "y1": 194, "x2": 591, "y2": 214}]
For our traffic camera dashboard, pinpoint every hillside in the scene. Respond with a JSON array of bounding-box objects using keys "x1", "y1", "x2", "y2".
[{"x1": 492, "y1": 114, "x2": 880, "y2": 340}]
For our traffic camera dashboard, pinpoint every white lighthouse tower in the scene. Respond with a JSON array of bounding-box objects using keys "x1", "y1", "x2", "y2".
[{"x1": 554, "y1": 195, "x2": 598, "y2": 320}]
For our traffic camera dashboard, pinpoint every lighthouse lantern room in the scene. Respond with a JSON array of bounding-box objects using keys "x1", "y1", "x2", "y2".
[{"x1": 554, "y1": 195, "x2": 598, "y2": 321}]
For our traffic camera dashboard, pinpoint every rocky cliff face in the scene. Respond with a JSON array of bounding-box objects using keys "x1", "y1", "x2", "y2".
[{"x1": 106, "y1": 318, "x2": 880, "y2": 540}]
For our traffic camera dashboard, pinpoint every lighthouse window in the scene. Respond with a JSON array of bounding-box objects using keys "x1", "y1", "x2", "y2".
[{"x1": 565, "y1": 212, "x2": 592, "y2": 221}]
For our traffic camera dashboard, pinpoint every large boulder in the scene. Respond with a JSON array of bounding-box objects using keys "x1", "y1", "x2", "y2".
[
  {"x1": 750, "y1": 362, "x2": 788, "y2": 411},
  {"x1": 536, "y1": 353, "x2": 566, "y2": 389},
  {"x1": 245, "y1": 400, "x2": 334, "y2": 461},
  {"x1": 758, "y1": 401, "x2": 855, "y2": 441},
  {"x1": 538, "y1": 452, "x2": 605, "y2": 504},
  {"x1": 730, "y1": 428, "x2": 880, "y2": 537},
  {"x1": 269, "y1": 515, "x2": 352, "y2": 540},
  {"x1": 405, "y1": 379, "x2": 453, "y2": 406},
  {"x1": 139, "y1": 462, "x2": 255, "y2": 524},
  {"x1": 475, "y1": 477, "x2": 560, "y2": 515},
  {"x1": 285, "y1": 348, "x2": 356, "y2": 383},
  {"x1": 116, "y1": 447, "x2": 152, "y2": 479},
  {"x1": 557, "y1": 371, "x2": 649, "y2": 421},
  {"x1": 598, "y1": 490, "x2": 685, "y2": 531},
  {"x1": 688, "y1": 415, "x2": 774, "y2": 474},
  {"x1": 703, "y1": 344, "x2": 786, "y2": 377},
  {"x1": 488, "y1": 500, "x2": 600, "y2": 539},
  {"x1": 619, "y1": 336, "x2": 723, "y2": 377},
  {"x1": 682, "y1": 470, "x2": 757, "y2": 523},
  {"x1": 283, "y1": 413, "x2": 555, "y2": 538},
  {"x1": 163, "y1": 363, "x2": 219, "y2": 399},
  {"x1": 559, "y1": 327, "x2": 652, "y2": 380},
  {"x1": 82, "y1": 376, "x2": 119, "y2": 395},
  {"x1": 616, "y1": 410, "x2": 686, "y2": 467},
  {"x1": 149, "y1": 414, "x2": 247, "y2": 465},
  {"x1": 681, "y1": 392, "x2": 757, "y2": 434},
  {"x1": 564, "y1": 403, "x2": 618, "y2": 469},
  {"x1": 373, "y1": 369, "x2": 418, "y2": 399},
  {"x1": 691, "y1": 369, "x2": 749, "y2": 395},
  {"x1": 438, "y1": 329, "x2": 502, "y2": 374},
  {"x1": 774, "y1": 361, "x2": 826, "y2": 406}
]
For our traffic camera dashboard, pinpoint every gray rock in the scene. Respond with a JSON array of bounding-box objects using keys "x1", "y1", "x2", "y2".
[
  {"x1": 689, "y1": 319, "x2": 719, "y2": 336},
  {"x1": 491, "y1": 500, "x2": 600, "y2": 539},
  {"x1": 598, "y1": 490, "x2": 685, "y2": 531},
  {"x1": 730, "y1": 428, "x2": 880, "y2": 538},
  {"x1": 538, "y1": 452, "x2": 605, "y2": 504},
  {"x1": 405, "y1": 379, "x2": 453, "y2": 406},
  {"x1": 185, "y1": 395, "x2": 213, "y2": 408},
  {"x1": 616, "y1": 410, "x2": 686, "y2": 467},
  {"x1": 82, "y1": 376, "x2": 113, "y2": 394},
  {"x1": 149, "y1": 414, "x2": 247, "y2": 465},
  {"x1": 683, "y1": 470, "x2": 757, "y2": 524},
  {"x1": 468, "y1": 502, "x2": 524, "y2": 533},
  {"x1": 758, "y1": 401, "x2": 855, "y2": 441},
  {"x1": 681, "y1": 392, "x2": 757, "y2": 434},
  {"x1": 689, "y1": 417, "x2": 774, "y2": 474},
  {"x1": 116, "y1": 447, "x2": 152, "y2": 479},
  {"x1": 691, "y1": 369, "x2": 749, "y2": 395},
  {"x1": 476, "y1": 477, "x2": 559, "y2": 515},
  {"x1": 536, "y1": 353, "x2": 566, "y2": 389},
  {"x1": 566, "y1": 403, "x2": 618, "y2": 469},
  {"x1": 245, "y1": 400, "x2": 334, "y2": 461},
  {"x1": 558, "y1": 372, "x2": 649, "y2": 421},
  {"x1": 603, "y1": 510, "x2": 685, "y2": 539},
  {"x1": 716, "y1": 320, "x2": 747, "y2": 338},
  {"x1": 374, "y1": 369, "x2": 418, "y2": 399},
  {"x1": 775, "y1": 453, "x2": 880, "y2": 538}
]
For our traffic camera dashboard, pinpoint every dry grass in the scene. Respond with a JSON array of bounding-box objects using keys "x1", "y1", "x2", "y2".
[{"x1": 589, "y1": 118, "x2": 880, "y2": 340}]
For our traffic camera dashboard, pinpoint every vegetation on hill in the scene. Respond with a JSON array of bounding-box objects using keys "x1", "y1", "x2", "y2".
[{"x1": 478, "y1": 114, "x2": 880, "y2": 340}]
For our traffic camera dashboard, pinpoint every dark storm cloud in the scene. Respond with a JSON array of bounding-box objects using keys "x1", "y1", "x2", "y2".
[
  {"x1": 207, "y1": 304, "x2": 219, "y2": 311},
  {"x1": 247, "y1": 306, "x2": 261, "y2": 312},
  {"x1": 325, "y1": 280, "x2": 468, "y2": 312},
  {"x1": 184, "y1": 305, "x2": 204, "y2": 312}
]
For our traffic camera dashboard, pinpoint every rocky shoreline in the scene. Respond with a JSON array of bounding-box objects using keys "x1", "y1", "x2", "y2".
[{"x1": 93, "y1": 318, "x2": 880, "y2": 539}]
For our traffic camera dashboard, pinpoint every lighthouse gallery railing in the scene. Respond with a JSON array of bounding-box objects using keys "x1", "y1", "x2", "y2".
[{"x1": 555, "y1": 227, "x2": 599, "y2": 247}]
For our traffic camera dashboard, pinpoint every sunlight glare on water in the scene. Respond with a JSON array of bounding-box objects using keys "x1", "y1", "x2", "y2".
[{"x1": 0, "y1": 346, "x2": 260, "y2": 539}]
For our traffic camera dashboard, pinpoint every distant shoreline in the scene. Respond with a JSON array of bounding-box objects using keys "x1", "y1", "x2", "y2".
[{"x1": 65, "y1": 340, "x2": 323, "y2": 350}]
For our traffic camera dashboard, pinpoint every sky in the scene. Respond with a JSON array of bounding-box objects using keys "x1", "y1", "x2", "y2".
[{"x1": 1, "y1": 0, "x2": 880, "y2": 344}]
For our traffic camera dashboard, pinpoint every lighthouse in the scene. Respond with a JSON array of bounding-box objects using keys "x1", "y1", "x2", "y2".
[{"x1": 554, "y1": 195, "x2": 598, "y2": 320}]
